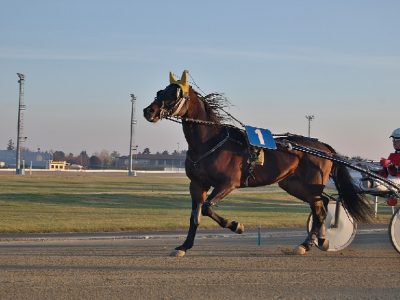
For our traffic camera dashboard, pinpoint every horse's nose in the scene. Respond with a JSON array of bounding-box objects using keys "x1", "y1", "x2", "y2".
[
  {"x1": 143, "y1": 106, "x2": 153, "y2": 116},
  {"x1": 143, "y1": 105, "x2": 158, "y2": 122}
]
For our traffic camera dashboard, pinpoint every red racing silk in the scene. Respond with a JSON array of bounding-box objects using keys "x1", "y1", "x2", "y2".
[{"x1": 386, "y1": 152, "x2": 400, "y2": 177}]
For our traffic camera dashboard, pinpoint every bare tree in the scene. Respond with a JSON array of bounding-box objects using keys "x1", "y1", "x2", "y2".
[
  {"x1": 66, "y1": 153, "x2": 74, "y2": 164},
  {"x1": 7, "y1": 139, "x2": 15, "y2": 150},
  {"x1": 53, "y1": 151, "x2": 66, "y2": 161},
  {"x1": 78, "y1": 151, "x2": 89, "y2": 167},
  {"x1": 110, "y1": 150, "x2": 120, "y2": 159},
  {"x1": 98, "y1": 150, "x2": 112, "y2": 168},
  {"x1": 89, "y1": 155, "x2": 102, "y2": 169},
  {"x1": 110, "y1": 150, "x2": 120, "y2": 168}
]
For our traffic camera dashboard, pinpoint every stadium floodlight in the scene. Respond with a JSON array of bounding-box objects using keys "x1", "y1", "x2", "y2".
[
  {"x1": 16, "y1": 73, "x2": 26, "y2": 175},
  {"x1": 305, "y1": 115, "x2": 315, "y2": 138},
  {"x1": 128, "y1": 93, "x2": 137, "y2": 176}
]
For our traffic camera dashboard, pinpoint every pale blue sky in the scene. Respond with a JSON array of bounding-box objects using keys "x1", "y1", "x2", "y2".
[{"x1": 1, "y1": 0, "x2": 399, "y2": 159}]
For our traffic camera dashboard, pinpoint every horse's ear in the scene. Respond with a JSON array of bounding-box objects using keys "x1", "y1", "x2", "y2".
[
  {"x1": 179, "y1": 70, "x2": 190, "y2": 96},
  {"x1": 169, "y1": 72, "x2": 177, "y2": 84},
  {"x1": 181, "y1": 70, "x2": 189, "y2": 85}
]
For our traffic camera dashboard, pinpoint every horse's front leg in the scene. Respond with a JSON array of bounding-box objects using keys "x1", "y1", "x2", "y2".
[
  {"x1": 201, "y1": 184, "x2": 244, "y2": 234},
  {"x1": 172, "y1": 181, "x2": 208, "y2": 257}
]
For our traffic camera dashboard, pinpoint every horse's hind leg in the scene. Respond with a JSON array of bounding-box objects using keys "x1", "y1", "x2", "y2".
[
  {"x1": 305, "y1": 196, "x2": 329, "y2": 251},
  {"x1": 279, "y1": 176, "x2": 329, "y2": 254},
  {"x1": 202, "y1": 184, "x2": 244, "y2": 234}
]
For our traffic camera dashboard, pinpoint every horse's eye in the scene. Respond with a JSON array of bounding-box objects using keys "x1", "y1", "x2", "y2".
[
  {"x1": 155, "y1": 91, "x2": 165, "y2": 103},
  {"x1": 155, "y1": 85, "x2": 181, "y2": 105}
]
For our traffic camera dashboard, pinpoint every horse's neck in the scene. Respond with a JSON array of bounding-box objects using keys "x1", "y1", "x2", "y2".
[{"x1": 182, "y1": 92, "x2": 222, "y2": 150}]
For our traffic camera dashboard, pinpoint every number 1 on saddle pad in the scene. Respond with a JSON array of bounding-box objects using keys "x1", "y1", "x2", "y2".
[{"x1": 245, "y1": 125, "x2": 277, "y2": 150}]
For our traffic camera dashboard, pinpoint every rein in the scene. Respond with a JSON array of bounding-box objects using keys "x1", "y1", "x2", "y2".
[
  {"x1": 278, "y1": 139, "x2": 400, "y2": 196},
  {"x1": 166, "y1": 115, "x2": 237, "y2": 128},
  {"x1": 166, "y1": 115, "x2": 292, "y2": 138}
]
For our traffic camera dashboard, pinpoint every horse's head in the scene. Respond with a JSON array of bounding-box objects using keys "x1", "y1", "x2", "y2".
[{"x1": 143, "y1": 70, "x2": 190, "y2": 123}]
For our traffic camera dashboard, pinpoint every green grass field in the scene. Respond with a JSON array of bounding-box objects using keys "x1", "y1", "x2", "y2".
[{"x1": 0, "y1": 172, "x2": 394, "y2": 233}]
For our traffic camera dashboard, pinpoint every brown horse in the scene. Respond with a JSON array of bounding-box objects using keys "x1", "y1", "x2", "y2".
[{"x1": 143, "y1": 71, "x2": 373, "y2": 256}]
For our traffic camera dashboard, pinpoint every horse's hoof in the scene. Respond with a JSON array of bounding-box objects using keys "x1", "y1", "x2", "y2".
[
  {"x1": 171, "y1": 249, "x2": 186, "y2": 257},
  {"x1": 235, "y1": 223, "x2": 244, "y2": 234},
  {"x1": 293, "y1": 245, "x2": 307, "y2": 255},
  {"x1": 231, "y1": 221, "x2": 244, "y2": 234},
  {"x1": 318, "y1": 238, "x2": 329, "y2": 251}
]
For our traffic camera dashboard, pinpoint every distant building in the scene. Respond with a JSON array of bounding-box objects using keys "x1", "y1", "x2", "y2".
[
  {"x1": 116, "y1": 153, "x2": 186, "y2": 170},
  {"x1": 48, "y1": 160, "x2": 68, "y2": 171},
  {"x1": 0, "y1": 150, "x2": 52, "y2": 169}
]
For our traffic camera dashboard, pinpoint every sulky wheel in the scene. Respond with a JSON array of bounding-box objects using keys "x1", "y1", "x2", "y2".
[
  {"x1": 307, "y1": 201, "x2": 357, "y2": 251},
  {"x1": 389, "y1": 206, "x2": 400, "y2": 254}
]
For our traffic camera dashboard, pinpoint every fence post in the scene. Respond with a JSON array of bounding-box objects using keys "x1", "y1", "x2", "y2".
[{"x1": 257, "y1": 225, "x2": 261, "y2": 246}]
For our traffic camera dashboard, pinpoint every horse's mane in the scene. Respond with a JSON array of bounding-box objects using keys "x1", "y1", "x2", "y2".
[{"x1": 195, "y1": 90, "x2": 232, "y2": 124}]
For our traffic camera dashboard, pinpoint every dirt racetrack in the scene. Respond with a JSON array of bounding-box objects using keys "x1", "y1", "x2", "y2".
[{"x1": 0, "y1": 226, "x2": 399, "y2": 300}]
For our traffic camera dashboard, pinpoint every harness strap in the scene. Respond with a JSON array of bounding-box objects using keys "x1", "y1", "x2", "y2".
[
  {"x1": 243, "y1": 148, "x2": 263, "y2": 187},
  {"x1": 187, "y1": 129, "x2": 242, "y2": 166}
]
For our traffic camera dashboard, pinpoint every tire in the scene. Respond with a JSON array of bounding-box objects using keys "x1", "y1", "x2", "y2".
[
  {"x1": 307, "y1": 201, "x2": 357, "y2": 251},
  {"x1": 389, "y1": 206, "x2": 400, "y2": 254}
]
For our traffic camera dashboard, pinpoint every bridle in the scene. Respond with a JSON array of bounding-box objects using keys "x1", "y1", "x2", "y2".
[
  {"x1": 158, "y1": 87, "x2": 189, "y2": 119},
  {"x1": 155, "y1": 87, "x2": 247, "y2": 167}
]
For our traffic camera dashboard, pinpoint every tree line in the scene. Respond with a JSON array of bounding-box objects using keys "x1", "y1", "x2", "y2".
[{"x1": 5, "y1": 139, "x2": 186, "y2": 169}]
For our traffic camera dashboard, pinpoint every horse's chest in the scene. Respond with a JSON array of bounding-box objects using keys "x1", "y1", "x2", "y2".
[{"x1": 186, "y1": 160, "x2": 209, "y2": 181}]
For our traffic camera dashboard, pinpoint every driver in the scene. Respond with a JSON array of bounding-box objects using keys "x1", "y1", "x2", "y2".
[
  {"x1": 361, "y1": 128, "x2": 400, "y2": 191},
  {"x1": 380, "y1": 128, "x2": 400, "y2": 178}
]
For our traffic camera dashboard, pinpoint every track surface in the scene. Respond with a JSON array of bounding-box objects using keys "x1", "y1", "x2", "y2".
[{"x1": 0, "y1": 225, "x2": 399, "y2": 299}]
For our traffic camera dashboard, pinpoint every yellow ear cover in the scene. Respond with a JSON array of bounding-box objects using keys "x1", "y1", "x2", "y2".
[
  {"x1": 169, "y1": 72, "x2": 177, "y2": 84},
  {"x1": 169, "y1": 70, "x2": 190, "y2": 95}
]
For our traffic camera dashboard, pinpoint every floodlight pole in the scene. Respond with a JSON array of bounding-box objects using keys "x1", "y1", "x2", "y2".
[
  {"x1": 305, "y1": 115, "x2": 315, "y2": 138},
  {"x1": 128, "y1": 93, "x2": 137, "y2": 176},
  {"x1": 16, "y1": 73, "x2": 26, "y2": 175}
]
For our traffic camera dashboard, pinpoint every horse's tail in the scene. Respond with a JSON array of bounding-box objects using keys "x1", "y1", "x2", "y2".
[{"x1": 331, "y1": 162, "x2": 374, "y2": 223}]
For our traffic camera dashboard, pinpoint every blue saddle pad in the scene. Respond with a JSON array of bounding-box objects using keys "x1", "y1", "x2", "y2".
[{"x1": 245, "y1": 125, "x2": 277, "y2": 150}]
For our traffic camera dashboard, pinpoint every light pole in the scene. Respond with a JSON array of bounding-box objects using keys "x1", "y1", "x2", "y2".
[
  {"x1": 16, "y1": 73, "x2": 26, "y2": 175},
  {"x1": 305, "y1": 115, "x2": 315, "y2": 138},
  {"x1": 128, "y1": 93, "x2": 137, "y2": 176}
]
